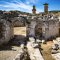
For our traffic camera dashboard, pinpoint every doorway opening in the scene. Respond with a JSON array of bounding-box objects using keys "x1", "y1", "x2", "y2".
[{"x1": 35, "y1": 25, "x2": 42, "y2": 39}]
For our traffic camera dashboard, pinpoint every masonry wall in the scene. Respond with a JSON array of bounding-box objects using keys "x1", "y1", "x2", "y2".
[
  {"x1": 26, "y1": 20, "x2": 37, "y2": 37},
  {"x1": 27, "y1": 19, "x2": 59, "y2": 40},
  {"x1": 45, "y1": 21, "x2": 59, "y2": 39},
  {"x1": 0, "y1": 19, "x2": 14, "y2": 45},
  {"x1": 12, "y1": 17, "x2": 26, "y2": 27}
]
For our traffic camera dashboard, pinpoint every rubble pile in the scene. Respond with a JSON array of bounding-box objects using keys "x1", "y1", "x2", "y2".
[
  {"x1": 27, "y1": 37, "x2": 44, "y2": 60},
  {"x1": 52, "y1": 37, "x2": 60, "y2": 60}
]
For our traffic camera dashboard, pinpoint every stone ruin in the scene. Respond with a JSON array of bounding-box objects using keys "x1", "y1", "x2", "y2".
[
  {"x1": 26, "y1": 14, "x2": 60, "y2": 40},
  {"x1": 0, "y1": 14, "x2": 60, "y2": 60},
  {"x1": 0, "y1": 16, "x2": 27, "y2": 45},
  {"x1": 0, "y1": 19, "x2": 14, "y2": 45},
  {"x1": 0, "y1": 14, "x2": 60, "y2": 45}
]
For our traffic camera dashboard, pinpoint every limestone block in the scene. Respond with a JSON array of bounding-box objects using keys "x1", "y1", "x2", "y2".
[
  {"x1": 56, "y1": 37, "x2": 60, "y2": 42},
  {"x1": 27, "y1": 41, "x2": 44, "y2": 60},
  {"x1": 42, "y1": 40, "x2": 45, "y2": 43},
  {"x1": 29, "y1": 37, "x2": 35, "y2": 42},
  {"x1": 36, "y1": 39, "x2": 42, "y2": 43},
  {"x1": 33, "y1": 43, "x2": 39, "y2": 48},
  {"x1": 51, "y1": 50, "x2": 59, "y2": 54},
  {"x1": 52, "y1": 44, "x2": 59, "y2": 50}
]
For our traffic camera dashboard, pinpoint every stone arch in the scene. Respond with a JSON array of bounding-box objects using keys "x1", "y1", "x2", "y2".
[
  {"x1": 12, "y1": 17, "x2": 27, "y2": 27},
  {"x1": 35, "y1": 23, "x2": 42, "y2": 38}
]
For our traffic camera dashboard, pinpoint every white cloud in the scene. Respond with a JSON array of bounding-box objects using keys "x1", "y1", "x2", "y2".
[
  {"x1": 0, "y1": 0, "x2": 42, "y2": 13},
  {"x1": 0, "y1": 0, "x2": 32, "y2": 13},
  {"x1": 26, "y1": 1, "x2": 30, "y2": 4},
  {"x1": 26, "y1": 0, "x2": 39, "y2": 4}
]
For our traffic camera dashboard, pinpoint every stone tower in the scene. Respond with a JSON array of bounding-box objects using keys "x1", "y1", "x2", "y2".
[
  {"x1": 32, "y1": 5, "x2": 36, "y2": 14},
  {"x1": 43, "y1": 3, "x2": 48, "y2": 14}
]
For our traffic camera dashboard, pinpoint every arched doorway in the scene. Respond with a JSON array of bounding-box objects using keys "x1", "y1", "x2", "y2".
[
  {"x1": 13, "y1": 17, "x2": 27, "y2": 38},
  {"x1": 35, "y1": 24, "x2": 42, "y2": 39}
]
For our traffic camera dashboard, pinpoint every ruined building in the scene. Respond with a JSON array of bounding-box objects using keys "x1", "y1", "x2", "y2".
[
  {"x1": 26, "y1": 15, "x2": 59, "y2": 40},
  {"x1": 26, "y1": 4, "x2": 60, "y2": 40},
  {"x1": 0, "y1": 3, "x2": 60, "y2": 45},
  {"x1": 0, "y1": 16, "x2": 27, "y2": 45}
]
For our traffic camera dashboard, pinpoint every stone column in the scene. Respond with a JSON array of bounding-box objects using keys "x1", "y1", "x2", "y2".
[{"x1": 29, "y1": 21, "x2": 36, "y2": 37}]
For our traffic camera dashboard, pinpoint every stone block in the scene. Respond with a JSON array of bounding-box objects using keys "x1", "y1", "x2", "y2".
[
  {"x1": 52, "y1": 44, "x2": 59, "y2": 50},
  {"x1": 51, "y1": 50, "x2": 59, "y2": 54},
  {"x1": 29, "y1": 37, "x2": 35, "y2": 42}
]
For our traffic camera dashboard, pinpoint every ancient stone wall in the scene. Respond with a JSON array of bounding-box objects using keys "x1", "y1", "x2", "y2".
[
  {"x1": 26, "y1": 15, "x2": 59, "y2": 40},
  {"x1": 12, "y1": 17, "x2": 26, "y2": 27},
  {"x1": 44, "y1": 20, "x2": 59, "y2": 39},
  {"x1": 0, "y1": 19, "x2": 14, "y2": 45}
]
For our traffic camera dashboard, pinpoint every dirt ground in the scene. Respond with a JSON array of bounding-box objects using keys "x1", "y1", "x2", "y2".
[
  {"x1": 14, "y1": 27, "x2": 26, "y2": 36},
  {"x1": 0, "y1": 27, "x2": 26, "y2": 60},
  {"x1": 41, "y1": 41, "x2": 55, "y2": 60}
]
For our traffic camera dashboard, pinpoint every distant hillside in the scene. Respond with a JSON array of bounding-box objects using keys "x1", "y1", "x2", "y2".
[
  {"x1": 0, "y1": 10, "x2": 31, "y2": 15},
  {"x1": 9, "y1": 10, "x2": 32, "y2": 15},
  {"x1": 49, "y1": 10, "x2": 60, "y2": 13},
  {"x1": 0, "y1": 10, "x2": 32, "y2": 19}
]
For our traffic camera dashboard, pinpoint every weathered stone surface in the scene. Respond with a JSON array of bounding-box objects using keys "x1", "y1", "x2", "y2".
[
  {"x1": 36, "y1": 39, "x2": 42, "y2": 43},
  {"x1": 27, "y1": 41, "x2": 44, "y2": 60},
  {"x1": 12, "y1": 17, "x2": 26, "y2": 27},
  {"x1": 13, "y1": 44, "x2": 24, "y2": 60},
  {"x1": 51, "y1": 50, "x2": 59, "y2": 54},
  {"x1": 52, "y1": 44, "x2": 59, "y2": 50},
  {"x1": 0, "y1": 19, "x2": 14, "y2": 45},
  {"x1": 52, "y1": 53, "x2": 60, "y2": 60},
  {"x1": 26, "y1": 14, "x2": 59, "y2": 40},
  {"x1": 29, "y1": 37, "x2": 35, "y2": 43},
  {"x1": 52, "y1": 38, "x2": 60, "y2": 60},
  {"x1": 56, "y1": 37, "x2": 60, "y2": 48}
]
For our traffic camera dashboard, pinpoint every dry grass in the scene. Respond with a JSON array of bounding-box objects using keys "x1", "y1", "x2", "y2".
[{"x1": 41, "y1": 41, "x2": 55, "y2": 60}]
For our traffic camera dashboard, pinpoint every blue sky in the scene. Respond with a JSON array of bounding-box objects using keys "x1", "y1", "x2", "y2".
[{"x1": 0, "y1": 0, "x2": 60, "y2": 13}]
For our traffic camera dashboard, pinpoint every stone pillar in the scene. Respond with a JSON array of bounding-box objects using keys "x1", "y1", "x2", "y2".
[
  {"x1": 42, "y1": 26, "x2": 45, "y2": 39},
  {"x1": 27, "y1": 21, "x2": 36, "y2": 37}
]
